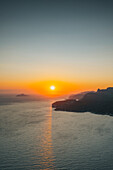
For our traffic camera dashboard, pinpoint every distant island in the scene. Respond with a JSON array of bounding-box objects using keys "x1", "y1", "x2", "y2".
[
  {"x1": 52, "y1": 87, "x2": 113, "y2": 116},
  {"x1": 16, "y1": 94, "x2": 29, "y2": 97}
]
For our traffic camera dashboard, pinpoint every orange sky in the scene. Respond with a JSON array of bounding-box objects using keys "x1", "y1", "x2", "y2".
[
  {"x1": 29, "y1": 80, "x2": 113, "y2": 97},
  {"x1": 0, "y1": 79, "x2": 112, "y2": 97}
]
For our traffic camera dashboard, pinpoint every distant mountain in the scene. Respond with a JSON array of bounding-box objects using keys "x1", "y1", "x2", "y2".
[
  {"x1": 52, "y1": 87, "x2": 113, "y2": 116},
  {"x1": 68, "y1": 91, "x2": 94, "y2": 100}
]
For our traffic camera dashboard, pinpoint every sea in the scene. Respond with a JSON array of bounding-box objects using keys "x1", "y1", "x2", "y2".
[{"x1": 0, "y1": 95, "x2": 113, "y2": 170}]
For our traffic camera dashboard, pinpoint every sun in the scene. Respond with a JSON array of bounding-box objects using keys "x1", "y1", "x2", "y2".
[{"x1": 50, "y1": 85, "x2": 55, "y2": 90}]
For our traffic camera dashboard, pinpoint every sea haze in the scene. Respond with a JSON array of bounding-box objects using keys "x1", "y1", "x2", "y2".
[
  {"x1": 0, "y1": 94, "x2": 46, "y2": 105},
  {"x1": 0, "y1": 99, "x2": 113, "y2": 169}
]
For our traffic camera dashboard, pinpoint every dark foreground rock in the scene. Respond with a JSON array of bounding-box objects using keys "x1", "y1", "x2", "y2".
[{"x1": 52, "y1": 87, "x2": 113, "y2": 116}]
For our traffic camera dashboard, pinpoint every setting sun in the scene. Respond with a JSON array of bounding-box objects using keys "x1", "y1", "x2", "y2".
[{"x1": 50, "y1": 85, "x2": 55, "y2": 90}]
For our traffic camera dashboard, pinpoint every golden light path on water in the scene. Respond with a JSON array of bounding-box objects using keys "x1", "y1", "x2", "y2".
[{"x1": 33, "y1": 102, "x2": 55, "y2": 169}]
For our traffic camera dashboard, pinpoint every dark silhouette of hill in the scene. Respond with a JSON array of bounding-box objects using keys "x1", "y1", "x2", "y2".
[{"x1": 52, "y1": 87, "x2": 113, "y2": 116}]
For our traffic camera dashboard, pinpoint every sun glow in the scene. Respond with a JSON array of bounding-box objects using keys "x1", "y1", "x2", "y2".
[
  {"x1": 50, "y1": 85, "x2": 55, "y2": 90},
  {"x1": 29, "y1": 80, "x2": 83, "y2": 98}
]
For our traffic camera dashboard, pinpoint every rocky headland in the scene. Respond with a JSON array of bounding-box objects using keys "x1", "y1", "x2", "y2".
[{"x1": 52, "y1": 87, "x2": 113, "y2": 116}]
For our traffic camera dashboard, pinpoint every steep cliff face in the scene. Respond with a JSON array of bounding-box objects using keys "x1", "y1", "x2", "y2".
[{"x1": 52, "y1": 87, "x2": 113, "y2": 116}]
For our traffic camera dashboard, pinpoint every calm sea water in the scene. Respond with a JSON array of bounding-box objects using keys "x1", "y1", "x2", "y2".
[{"x1": 0, "y1": 96, "x2": 113, "y2": 169}]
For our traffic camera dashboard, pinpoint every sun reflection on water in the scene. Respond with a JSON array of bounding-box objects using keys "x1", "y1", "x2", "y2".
[{"x1": 34, "y1": 103, "x2": 56, "y2": 169}]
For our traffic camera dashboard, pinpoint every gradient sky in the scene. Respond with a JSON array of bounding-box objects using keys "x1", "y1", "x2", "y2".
[{"x1": 0, "y1": 0, "x2": 113, "y2": 95}]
